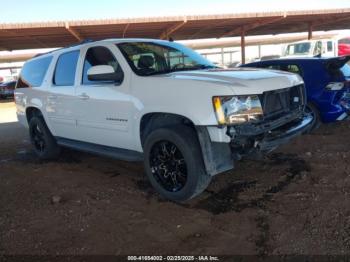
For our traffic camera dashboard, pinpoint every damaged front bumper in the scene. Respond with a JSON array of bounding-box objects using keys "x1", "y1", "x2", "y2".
[
  {"x1": 255, "y1": 113, "x2": 313, "y2": 151},
  {"x1": 197, "y1": 112, "x2": 313, "y2": 176},
  {"x1": 228, "y1": 112, "x2": 314, "y2": 154}
]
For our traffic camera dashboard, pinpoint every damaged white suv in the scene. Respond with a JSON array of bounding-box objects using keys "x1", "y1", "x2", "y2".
[{"x1": 15, "y1": 39, "x2": 313, "y2": 201}]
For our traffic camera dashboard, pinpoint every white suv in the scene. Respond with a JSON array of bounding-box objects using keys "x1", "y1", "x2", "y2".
[{"x1": 15, "y1": 39, "x2": 313, "y2": 201}]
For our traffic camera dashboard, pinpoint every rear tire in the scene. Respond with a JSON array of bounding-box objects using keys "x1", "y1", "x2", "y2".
[
  {"x1": 143, "y1": 125, "x2": 212, "y2": 202},
  {"x1": 29, "y1": 116, "x2": 61, "y2": 160},
  {"x1": 305, "y1": 103, "x2": 321, "y2": 132}
]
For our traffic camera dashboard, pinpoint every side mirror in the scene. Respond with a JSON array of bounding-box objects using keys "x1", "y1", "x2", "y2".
[{"x1": 87, "y1": 65, "x2": 123, "y2": 83}]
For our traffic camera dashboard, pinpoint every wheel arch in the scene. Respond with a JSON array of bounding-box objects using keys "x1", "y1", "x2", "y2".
[
  {"x1": 139, "y1": 112, "x2": 234, "y2": 176},
  {"x1": 139, "y1": 112, "x2": 196, "y2": 148},
  {"x1": 25, "y1": 106, "x2": 43, "y2": 124}
]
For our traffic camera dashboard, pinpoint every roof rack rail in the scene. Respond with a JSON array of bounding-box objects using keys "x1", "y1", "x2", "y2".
[
  {"x1": 64, "y1": 39, "x2": 95, "y2": 49},
  {"x1": 34, "y1": 53, "x2": 45, "y2": 58},
  {"x1": 33, "y1": 39, "x2": 95, "y2": 58}
]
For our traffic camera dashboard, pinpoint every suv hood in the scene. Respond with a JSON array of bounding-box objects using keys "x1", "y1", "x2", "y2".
[{"x1": 164, "y1": 68, "x2": 303, "y2": 95}]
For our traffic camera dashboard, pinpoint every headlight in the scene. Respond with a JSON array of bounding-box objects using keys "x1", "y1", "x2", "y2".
[{"x1": 213, "y1": 95, "x2": 264, "y2": 125}]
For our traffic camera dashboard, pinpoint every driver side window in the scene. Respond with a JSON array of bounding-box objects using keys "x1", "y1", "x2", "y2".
[
  {"x1": 82, "y1": 46, "x2": 123, "y2": 85},
  {"x1": 168, "y1": 51, "x2": 193, "y2": 68}
]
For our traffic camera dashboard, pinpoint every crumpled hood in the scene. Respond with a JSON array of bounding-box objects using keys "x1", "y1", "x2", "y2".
[{"x1": 163, "y1": 67, "x2": 303, "y2": 95}]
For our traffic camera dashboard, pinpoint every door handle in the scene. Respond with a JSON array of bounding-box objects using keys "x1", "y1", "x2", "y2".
[
  {"x1": 48, "y1": 95, "x2": 58, "y2": 100},
  {"x1": 78, "y1": 93, "x2": 90, "y2": 100}
]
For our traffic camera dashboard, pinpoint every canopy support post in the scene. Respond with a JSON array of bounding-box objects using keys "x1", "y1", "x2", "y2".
[
  {"x1": 241, "y1": 27, "x2": 246, "y2": 64},
  {"x1": 308, "y1": 22, "x2": 313, "y2": 40}
]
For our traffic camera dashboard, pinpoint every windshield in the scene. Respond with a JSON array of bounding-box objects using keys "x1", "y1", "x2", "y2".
[
  {"x1": 286, "y1": 42, "x2": 312, "y2": 56},
  {"x1": 117, "y1": 41, "x2": 217, "y2": 76}
]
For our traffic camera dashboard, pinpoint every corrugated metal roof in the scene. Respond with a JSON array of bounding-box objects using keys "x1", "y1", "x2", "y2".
[{"x1": 0, "y1": 8, "x2": 350, "y2": 51}]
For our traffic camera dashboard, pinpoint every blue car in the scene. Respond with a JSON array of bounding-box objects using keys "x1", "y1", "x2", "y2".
[{"x1": 241, "y1": 56, "x2": 350, "y2": 129}]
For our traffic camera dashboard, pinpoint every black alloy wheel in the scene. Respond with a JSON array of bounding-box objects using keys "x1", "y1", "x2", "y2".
[
  {"x1": 143, "y1": 126, "x2": 212, "y2": 202},
  {"x1": 31, "y1": 122, "x2": 46, "y2": 153},
  {"x1": 29, "y1": 116, "x2": 61, "y2": 160},
  {"x1": 149, "y1": 140, "x2": 187, "y2": 192}
]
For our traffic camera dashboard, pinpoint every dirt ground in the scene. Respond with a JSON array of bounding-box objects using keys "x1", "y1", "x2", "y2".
[{"x1": 0, "y1": 101, "x2": 350, "y2": 256}]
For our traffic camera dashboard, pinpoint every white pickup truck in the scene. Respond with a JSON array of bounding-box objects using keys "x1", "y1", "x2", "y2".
[
  {"x1": 284, "y1": 37, "x2": 350, "y2": 58},
  {"x1": 15, "y1": 39, "x2": 313, "y2": 201}
]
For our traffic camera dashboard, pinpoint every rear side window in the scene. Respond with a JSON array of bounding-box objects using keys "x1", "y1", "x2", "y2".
[
  {"x1": 17, "y1": 56, "x2": 53, "y2": 88},
  {"x1": 53, "y1": 50, "x2": 80, "y2": 86}
]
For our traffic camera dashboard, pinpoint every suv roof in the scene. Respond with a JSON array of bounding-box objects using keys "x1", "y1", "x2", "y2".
[{"x1": 33, "y1": 38, "x2": 171, "y2": 61}]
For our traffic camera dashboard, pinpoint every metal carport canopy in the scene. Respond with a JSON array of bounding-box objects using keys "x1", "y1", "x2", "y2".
[{"x1": 0, "y1": 8, "x2": 350, "y2": 58}]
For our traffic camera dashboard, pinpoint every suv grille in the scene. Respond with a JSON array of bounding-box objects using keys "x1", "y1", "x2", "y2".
[{"x1": 259, "y1": 84, "x2": 305, "y2": 120}]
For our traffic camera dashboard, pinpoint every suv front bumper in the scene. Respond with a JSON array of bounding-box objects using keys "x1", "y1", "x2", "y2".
[
  {"x1": 197, "y1": 112, "x2": 313, "y2": 176},
  {"x1": 228, "y1": 112, "x2": 314, "y2": 154},
  {"x1": 256, "y1": 113, "x2": 313, "y2": 152}
]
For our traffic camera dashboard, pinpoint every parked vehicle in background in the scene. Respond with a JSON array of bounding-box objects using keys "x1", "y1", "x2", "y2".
[
  {"x1": 284, "y1": 36, "x2": 350, "y2": 58},
  {"x1": 15, "y1": 38, "x2": 312, "y2": 201},
  {"x1": 241, "y1": 56, "x2": 350, "y2": 130},
  {"x1": 338, "y1": 37, "x2": 350, "y2": 56},
  {"x1": 0, "y1": 81, "x2": 16, "y2": 99}
]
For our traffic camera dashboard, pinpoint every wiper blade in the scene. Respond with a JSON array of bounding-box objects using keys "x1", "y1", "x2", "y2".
[
  {"x1": 141, "y1": 70, "x2": 172, "y2": 76},
  {"x1": 139, "y1": 64, "x2": 219, "y2": 76},
  {"x1": 168, "y1": 64, "x2": 219, "y2": 73},
  {"x1": 191, "y1": 64, "x2": 219, "y2": 69}
]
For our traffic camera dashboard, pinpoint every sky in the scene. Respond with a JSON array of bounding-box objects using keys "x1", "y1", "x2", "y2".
[{"x1": 1, "y1": 0, "x2": 350, "y2": 23}]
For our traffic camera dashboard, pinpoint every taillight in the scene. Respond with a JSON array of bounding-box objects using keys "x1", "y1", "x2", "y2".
[{"x1": 325, "y1": 82, "x2": 345, "y2": 91}]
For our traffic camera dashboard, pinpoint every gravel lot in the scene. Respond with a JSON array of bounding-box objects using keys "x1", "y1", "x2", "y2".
[
  {"x1": 0, "y1": 101, "x2": 349, "y2": 256},
  {"x1": 0, "y1": 100, "x2": 17, "y2": 124}
]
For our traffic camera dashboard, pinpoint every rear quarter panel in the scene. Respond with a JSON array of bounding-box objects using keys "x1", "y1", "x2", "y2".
[{"x1": 15, "y1": 54, "x2": 57, "y2": 130}]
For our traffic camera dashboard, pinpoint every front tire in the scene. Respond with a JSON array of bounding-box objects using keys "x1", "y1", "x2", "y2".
[
  {"x1": 29, "y1": 116, "x2": 60, "y2": 160},
  {"x1": 143, "y1": 125, "x2": 212, "y2": 202}
]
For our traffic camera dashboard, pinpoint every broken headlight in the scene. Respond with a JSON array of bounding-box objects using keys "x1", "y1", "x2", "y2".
[{"x1": 213, "y1": 95, "x2": 264, "y2": 125}]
